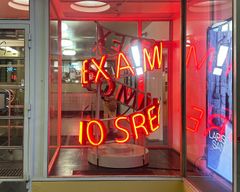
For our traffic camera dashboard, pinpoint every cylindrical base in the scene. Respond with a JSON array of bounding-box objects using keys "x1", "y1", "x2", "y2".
[{"x1": 88, "y1": 143, "x2": 149, "y2": 168}]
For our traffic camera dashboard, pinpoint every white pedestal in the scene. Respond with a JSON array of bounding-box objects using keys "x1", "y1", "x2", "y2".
[{"x1": 88, "y1": 143, "x2": 149, "y2": 168}]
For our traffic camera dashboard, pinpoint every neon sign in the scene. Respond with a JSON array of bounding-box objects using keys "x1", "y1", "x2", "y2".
[
  {"x1": 81, "y1": 43, "x2": 162, "y2": 84},
  {"x1": 79, "y1": 43, "x2": 162, "y2": 146},
  {"x1": 79, "y1": 99, "x2": 160, "y2": 146}
]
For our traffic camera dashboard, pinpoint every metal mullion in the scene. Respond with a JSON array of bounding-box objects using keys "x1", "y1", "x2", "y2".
[
  {"x1": 181, "y1": 0, "x2": 187, "y2": 177},
  {"x1": 233, "y1": 0, "x2": 240, "y2": 191}
]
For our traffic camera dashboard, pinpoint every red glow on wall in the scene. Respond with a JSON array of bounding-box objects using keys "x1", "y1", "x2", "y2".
[{"x1": 187, "y1": 106, "x2": 204, "y2": 133}]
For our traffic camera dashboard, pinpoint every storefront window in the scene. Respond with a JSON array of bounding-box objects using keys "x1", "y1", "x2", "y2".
[
  {"x1": 0, "y1": 0, "x2": 29, "y2": 20},
  {"x1": 48, "y1": 0, "x2": 182, "y2": 177},
  {"x1": 186, "y1": 0, "x2": 233, "y2": 191}
]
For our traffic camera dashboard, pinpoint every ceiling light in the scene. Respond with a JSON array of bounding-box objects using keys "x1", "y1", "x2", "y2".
[
  {"x1": 131, "y1": 45, "x2": 141, "y2": 67},
  {"x1": 136, "y1": 67, "x2": 143, "y2": 75},
  {"x1": 8, "y1": 0, "x2": 29, "y2": 11},
  {"x1": 61, "y1": 39, "x2": 73, "y2": 47},
  {"x1": 71, "y1": 1, "x2": 110, "y2": 13},
  {"x1": 63, "y1": 49, "x2": 76, "y2": 56}
]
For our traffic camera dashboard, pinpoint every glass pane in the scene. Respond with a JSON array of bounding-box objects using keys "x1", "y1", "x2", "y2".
[
  {"x1": 186, "y1": 0, "x2": 233, "y2": 191},
  {"x1": 0, "y1": 0, "x2": 29, "y2": 20},
  {"x1": 0, "y1": 29, "x2": 25, "y2": 178},
  {"x1": 49, "y1": 0, "x2": 181, "y2": 178}
]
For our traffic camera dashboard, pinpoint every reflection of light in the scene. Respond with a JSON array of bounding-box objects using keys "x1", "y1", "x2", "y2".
[
  {"x1": 193, "y1": 0, "x2": 226, "y2": 7},
  {"x1": 61, "y1": 39, "x2": 73, "y2": 47},
  {"x1": 53, "y1": 61, "x2": 58, "y2": 68},
  {"x1": 213, "y1": 68, "x2": 222, "y2": 76},
  {"x1": 61, "y1": 23, "x2": 68, "y2": 32},
  {"x1": 131, "y1": 45, "x2": 141, "y2": 67},
  {"x1": 221, "y1": 23, "x2": 229, "y2": 32},
  {"x1": 136, "y1": 67, "x2": 143, "y2": 75},
  {"x1": 217, "y1": 45, "x2": 228, "y2": 67},
  {"x1": 63, "y1": 49, "x2": 76, "y2": 56},
  {"x1": 8, "y1": 0, "x2": 29, "y2": 11},
  {"x1": 229, "y1": 21, "x2": 232, "y2": 31},
  {"x1": 186, "y1": 39, "x2": 191, "y2": 47},
  {"x1": 71, "y1": 1, "x2": 110, "y2": 13}
]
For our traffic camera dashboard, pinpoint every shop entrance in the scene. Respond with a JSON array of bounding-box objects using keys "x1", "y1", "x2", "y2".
[{"x1": 0, "y1": 24, "x2": 29, "y2": 179}]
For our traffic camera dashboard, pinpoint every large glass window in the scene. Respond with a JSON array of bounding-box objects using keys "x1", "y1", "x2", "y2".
[
  {"x1": 186, "y1": 0, "x2": 233, "y2": 191},
  {"x1": 48, "y1": 0, "x2": 182, "y2": 177}
]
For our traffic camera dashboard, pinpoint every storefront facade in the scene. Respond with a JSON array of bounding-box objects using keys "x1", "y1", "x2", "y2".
[{"x1": 0, "y1": 0, "x2": 239, "y2": 191}]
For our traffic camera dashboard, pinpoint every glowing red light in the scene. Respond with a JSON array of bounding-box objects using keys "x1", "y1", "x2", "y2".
[
  {"x1": 114, "y1": 116, "x2": 130, "y2": 143},
  {"x1": 91, "y1": 55, "x2": 110, "y2": 83},
  {"x1": 143, "y1": 43, "x2": 162, "y2": 72},
  {"x1": 129, "y1": 112, "x2": 149, "y2": 140},
  {"x1": 116, "y1": 52, "x2": 135, "y2": 79},
  {"x1": 81, "y1": 60, "x2": 90, "y2": 86},
  {"x1": 186, "y1": 45, "x2": 215, "y2": 70},
  {"x1": 86, "y1": 120, "x2": 106, "y2": 146}
]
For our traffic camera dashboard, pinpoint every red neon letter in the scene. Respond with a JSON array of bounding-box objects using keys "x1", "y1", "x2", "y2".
[
  {"x1": 86, "y1": 120, "x2": 106, "y2": 146},
  {"x1": 116, "y1": 84, "x2": 136, "y2": 108},
  {"x1": 186, "y1": 46, "x2": 215, "y2": 70},
  {"x1": 143, "y1": 42, "x2": 162, "y2": 72},
  {"x1": 187, "y1": 106, "x2": 204, "y2": 133},
  {"x1": 114, "y1": 116, "x2": 130, "y2": 143},
  {"x1": 79, "y1": 121, "x2": 86, "y2": 145},
  {"x1": 116, "y1": 52, "x2": 135, "y2": 79},
  {"x1": 100, "y1": 79, "x2": 116, "y2": 97},
  {"x1": 146, "y1": 100, "x2": 160, "y2": 132},
  {"x1": 91, "y1": 55, "x2": 110, "y2": 83},
  {"x1": 81, "y1": 59, "x2": 90, "y2": 87},
  {"x1": 129, "y1": 112, "x2": 149, "y2": 140}
]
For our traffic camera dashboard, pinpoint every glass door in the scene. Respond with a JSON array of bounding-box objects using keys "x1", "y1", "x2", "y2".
[{"x1": 0, "y1": 25, "x2": 29, "y2": 179}]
